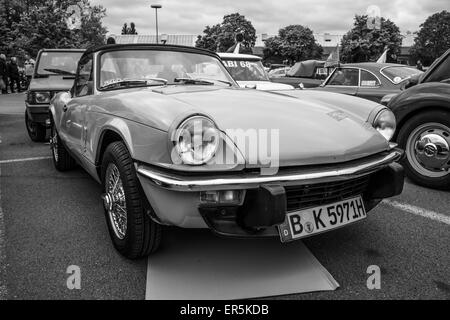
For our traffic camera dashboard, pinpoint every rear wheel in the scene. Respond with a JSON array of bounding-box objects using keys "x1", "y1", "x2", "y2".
[
  {"x1": 397, "y1": 110, "x2": 450, "y2": 189},
  {"x1": 50, "y1": 120, "x2": 76, "y2": 171},
  {"x1": 25, "y1": 110, "x2": 46, "y2": 142},
  {"x1": 101, "y1": 141, "x2": 162, "y2": 259}
]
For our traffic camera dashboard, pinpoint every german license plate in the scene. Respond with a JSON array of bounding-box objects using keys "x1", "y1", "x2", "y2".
[{"x1": 278, "y1": 196, "x2": 366, "y2": 242}]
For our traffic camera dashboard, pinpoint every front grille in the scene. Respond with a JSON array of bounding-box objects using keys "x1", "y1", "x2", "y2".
[{"x1": 285, "y1": 175, "x2": 371, "y2": 212}]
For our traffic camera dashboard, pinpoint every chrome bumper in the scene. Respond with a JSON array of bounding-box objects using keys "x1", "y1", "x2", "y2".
[{"x1": 136, "y1": 149, "x2": 403, "y2": 192}]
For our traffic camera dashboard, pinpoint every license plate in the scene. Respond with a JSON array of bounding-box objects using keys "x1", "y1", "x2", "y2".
[{"x1": 278, "y1": 196, "x2": 366, "y2": 243}]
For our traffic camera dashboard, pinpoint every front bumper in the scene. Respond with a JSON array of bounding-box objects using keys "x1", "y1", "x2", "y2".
[
  {"x1": 26, "y1": 103, "x2": 50, "y2": 124},
  {"x1": 136, "y1": 149, "x2": 404, "y2": 236}
]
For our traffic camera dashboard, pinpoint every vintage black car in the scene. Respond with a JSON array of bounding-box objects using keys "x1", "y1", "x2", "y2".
[
  {"x1": 270, "y1": 60, "x2": 332, "y2": 88},
  {"x1": 385, "y1": 49, "x2": 450, "y2": 189},
  {"x1": 312, "y1": 63, "x2": 423, "y2": 103}
]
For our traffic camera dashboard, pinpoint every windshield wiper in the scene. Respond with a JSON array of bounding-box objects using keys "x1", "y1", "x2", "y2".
[
  {"x1": 197, "y1": 78, "x2": 234, "y2": 87},
  {"x1": 174, "y1": 78, "x2": 214, "y2": 85},
  {"x1": 101, "y1": 78, "x2": 168, "y2": 90},
  {"x1": 43, "y1": 68, "x2": 76, "y2": 76}
]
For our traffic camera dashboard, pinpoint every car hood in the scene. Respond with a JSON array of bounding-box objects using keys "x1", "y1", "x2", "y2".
[
  {"x1": 29, "y1": 76, "x2": 75, "y2": 91},
  {"x1": 95, "y1": 86, "x2": 389, "y2": 167},
  {"x1": 236, "y1": 81, "x2": 295, "y2": 91}
]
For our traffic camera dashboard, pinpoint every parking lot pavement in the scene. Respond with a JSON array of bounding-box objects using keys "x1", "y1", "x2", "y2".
[{"x1": 0, "y1": 94, "x2": 449, "y2": 300}]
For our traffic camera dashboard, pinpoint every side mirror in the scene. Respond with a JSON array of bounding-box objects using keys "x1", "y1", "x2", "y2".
[
  {"x1": 60, "y1": 91, "x2": 72, "y2": 105},
  {"x1": 404, "y1": 74, "x2": 420, "y2": 89}
]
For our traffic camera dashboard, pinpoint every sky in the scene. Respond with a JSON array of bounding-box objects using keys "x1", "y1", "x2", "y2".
[{"x1": 90, "y1": 0, "x2": 448, "y2": 36}]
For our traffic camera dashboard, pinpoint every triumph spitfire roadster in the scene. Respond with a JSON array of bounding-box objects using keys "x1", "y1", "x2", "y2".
[{"x1": 49, "y1": 44, "x2": 404, "y2": 259}]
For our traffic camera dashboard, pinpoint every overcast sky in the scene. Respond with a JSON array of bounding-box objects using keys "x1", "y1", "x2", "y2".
[{"x1": 91, "y1": 0, "x2": 448, "y2": 36}]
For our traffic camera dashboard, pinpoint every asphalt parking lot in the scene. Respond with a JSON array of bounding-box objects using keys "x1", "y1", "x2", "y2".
[{"x1": 0, "y1": 93, "x2": 449, "y2": 300}]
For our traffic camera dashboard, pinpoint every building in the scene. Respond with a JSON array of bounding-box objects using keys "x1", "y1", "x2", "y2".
[{"x1": 111, "y1": 32, "x2": 415, "y2": 65}]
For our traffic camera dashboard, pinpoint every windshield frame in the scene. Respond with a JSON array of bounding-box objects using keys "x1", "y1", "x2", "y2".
[
  {"x1": 222, "y1": 58, "x2": 270, "y2": 82},
  {"x1": 96, "y1": 47, "x2": 238, "y2": 92},
  {"x1": 35, "y1": 50, "x2": 84, "y2": 77}
]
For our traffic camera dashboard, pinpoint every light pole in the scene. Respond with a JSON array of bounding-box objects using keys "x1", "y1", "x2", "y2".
[{"x1": 150, "y1": 4, "x2": 162, "y2": 43}]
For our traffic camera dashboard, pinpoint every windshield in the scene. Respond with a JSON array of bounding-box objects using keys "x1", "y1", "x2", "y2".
[
  {"x1": 222, "y1": 59, "x2": 269, "y2": 81},
  {"x1": 99, "y1": 50, "x2": 234, "y2": 89},
  {"x1": 36, "y1": 51, "x2": 83, "y2": 76},
  {"x1": 381, "y1": 66, "x2": 423, "y2": 84}
]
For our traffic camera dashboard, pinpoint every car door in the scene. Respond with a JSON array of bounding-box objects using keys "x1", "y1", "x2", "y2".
[
  {"x1": 60, "y1": 54, "x2": 93, "y2": 154},
  {"x1": 320, "y1": 67, "x2": 359, "y2": 96},
  {"x1": 356, "y1": 69, "x2": 392, "y2": 102}
]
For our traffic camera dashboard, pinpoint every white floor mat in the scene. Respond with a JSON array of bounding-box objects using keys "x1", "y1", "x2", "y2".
[{"x1": 146, "y1": 229, "x2": 339, "y2": 300}]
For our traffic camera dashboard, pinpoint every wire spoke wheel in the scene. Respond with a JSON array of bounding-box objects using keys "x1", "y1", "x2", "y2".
[{"x1": 104, "y1": 163, "x2": 128, "y2": 240}]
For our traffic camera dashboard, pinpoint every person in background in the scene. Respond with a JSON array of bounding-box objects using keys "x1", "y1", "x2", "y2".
[
  {"x1": 416, "y1": 60, "x2": 424, "y2": 71},
  {"x1": 0, "y1": 54, "x2": 8, "y2": 94},
  {"x1": 7, "y1": 57, "x2": 21, "y2": 93},
  {"x1": 24, "y1": 54, "x2": 35, "y2": 87}
]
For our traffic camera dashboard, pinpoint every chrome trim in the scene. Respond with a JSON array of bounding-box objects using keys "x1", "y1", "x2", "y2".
[{"x1": 137, "y1": 149, "x2": 403, "y2": 192}]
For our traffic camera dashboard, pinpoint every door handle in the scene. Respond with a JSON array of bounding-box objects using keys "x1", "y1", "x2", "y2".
[{"x1": 63, "y1": 105, "x2": 68, "y2": 112}]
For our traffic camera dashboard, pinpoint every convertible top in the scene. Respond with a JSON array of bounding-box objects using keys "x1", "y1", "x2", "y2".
[
  {"x1": 82, "y1": 43, "x2": 218, "y2": 59},
  {"x1": 287, "y1": 60, "x2": 325, "y2": 78}
]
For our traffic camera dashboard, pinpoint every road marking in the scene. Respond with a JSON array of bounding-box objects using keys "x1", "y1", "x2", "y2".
[
  {"x1": 0, "y1": 166, "x2": 8, "y2": 299},
  {"x1": 0, "y1": 156, "x2": 52, "y2": 165},
  {"x1": 383, "y1": 200, "x2": 450, "y2": 225}
]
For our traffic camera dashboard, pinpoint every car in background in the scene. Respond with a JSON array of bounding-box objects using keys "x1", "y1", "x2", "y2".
[
  {"x1": 270, "y1": 60, "x2": 333, "y2": 88},
  {"x1": 312, "y1": 63, "x2": 423, "y2": 103},
  {"x1": 25, "y1": 48, "x2": 84, "y2": 141},
  {"x1": 49, "y1": 43, "x2": 404, "y2": 259},
  {"x1": 218, "y1": 53, "x2": 294, "y2": 91},
  {"x1": 268, "y1": 67, "x2": 290, "y2": 78},
  {"x1": 384, "y1": 49, "x2": 450, "y2": 189}
]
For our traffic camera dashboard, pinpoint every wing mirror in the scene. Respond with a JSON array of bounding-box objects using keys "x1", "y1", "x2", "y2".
[
  {"x1": 60, "y1": 91, "x2": 72, "y2": 104},
  {"x1": 403, "y1": 74, "x2": 420, "y2": 90}
]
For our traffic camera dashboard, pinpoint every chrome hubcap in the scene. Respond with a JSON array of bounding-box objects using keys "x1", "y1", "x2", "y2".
[
  {"x1": 406, "y1": 123, "x2": 450, "y2": 178},
  {"x1": 103, "y1": 163, "x2": 127, "y2": 240}
]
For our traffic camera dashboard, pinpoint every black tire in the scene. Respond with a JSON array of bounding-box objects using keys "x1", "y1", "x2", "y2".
[
  {"x1": 25, "y1": 110, "x2": 46, "y2": 142},
  {"x1": 101, "y1": 141, "x2": 162, "y2": 259},
  {"x1": 50, "y1": 120, "x2": 76, "y2": 171},
  {"x1": 397, "y1": 110, "x2": 450, "y2": 190}
]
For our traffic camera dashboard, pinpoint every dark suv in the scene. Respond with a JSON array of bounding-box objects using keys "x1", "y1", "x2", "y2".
[
  {"x1": 385, "y1": 49, "x2": 450, "y2": 189},
  {"x1": 25, "y1": 49, "x2": 84, "y2": 141}
]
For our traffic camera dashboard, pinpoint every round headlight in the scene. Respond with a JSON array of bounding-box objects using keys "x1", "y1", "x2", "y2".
[
  {"x1": 174, "y1": 116, "x2": 220, "y2": 165},
  {"x1": 35, "y1": 91, "x2": 51, "y2": 104},
  {"x1": 373, "y1": 109, "x2": 396, "y2": 141}
]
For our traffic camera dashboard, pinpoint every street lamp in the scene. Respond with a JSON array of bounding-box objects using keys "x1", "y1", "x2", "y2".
[{"x1": 150, "y1": 4, "x2": 162, "y2": 43}]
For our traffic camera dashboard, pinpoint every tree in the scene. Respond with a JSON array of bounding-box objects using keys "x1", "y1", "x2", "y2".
[
  {"x1": 3, "y1": 0, "x2": 107, "y2": 60},
  {"x1": 410, "y1": 11, "x2": 450, "y2": 66},
  {"x1": 263, "y1": 25, "x2": 323, "y2": 64},
  {"x1": 195, "y1": 13, "x2": 256, "y2": 52},
  {"x1": 340, "y1": 15, "x2": 402, "y2": 63},
  {"x1": 121, "y1": 22, "x2": 138, "y2": 35}
]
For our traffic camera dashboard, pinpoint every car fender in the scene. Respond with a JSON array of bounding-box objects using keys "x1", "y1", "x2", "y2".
[{"x1": 388, "y1": 83, "x2": 450, "y2": 129}]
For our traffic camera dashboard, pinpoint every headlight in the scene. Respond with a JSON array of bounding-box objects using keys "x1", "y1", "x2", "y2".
[
  {"x1": 173, "y1": 116, "x2": 220, "y2": 165},
  {"x1": 34, "y1": 91, "x2": 51, "y2": 104},
  {"x1": 373, "y1": 109, "x2": 396, "y2": 141}
]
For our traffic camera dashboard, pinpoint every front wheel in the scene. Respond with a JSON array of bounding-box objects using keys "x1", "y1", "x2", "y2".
[
  {"x1": 101, "y1": 141, "x2": 162, "y2": 259},
  {"x1": 397, "y1": 110, "x2": 450, "y2": 189},
  {"x1": 25, "y1": 110, "x2": 46, "y2": 142}
]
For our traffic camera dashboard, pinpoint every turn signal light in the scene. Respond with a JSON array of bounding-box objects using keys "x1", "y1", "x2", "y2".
[{"x1": 200, "y1": 190, "x2": 242, "y2": 205}]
